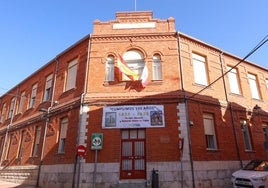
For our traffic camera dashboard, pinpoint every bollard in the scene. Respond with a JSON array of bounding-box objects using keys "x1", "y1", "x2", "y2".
[{"x1": 152, "y1": 168, "x2": 159, "y2": 188}]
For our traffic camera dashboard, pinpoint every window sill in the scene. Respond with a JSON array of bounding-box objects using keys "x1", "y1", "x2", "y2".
[{"x1": 206, "y1": 148, "x2": 220, "y2": 152}]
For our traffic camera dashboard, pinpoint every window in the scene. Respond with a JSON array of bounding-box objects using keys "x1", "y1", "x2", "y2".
[
  {"x1": 29, "y1": 83, "x2": 38, "y2": 108},
  {"x1": 65, "y1": 59, "x2": 78, "y2": 91},
  {"x1": 262, "y1": 123, "x2": 268, "y2": 142},
  {"x1": 122, "y1": 50, "x2": 145, "y2": 81},
  {"x1": 0, "y1": 103, "x2": 7, "y2": 123},
  {"x1": 32, "y1": 126, "x2": 41, "y2": 157},
  {"x1": 248, "y1": 73, "x2": 261, "y2": 99},
  {"x1": 152, "y1": 54, "x2": 162, "y2": 80},
  {"x1": 105, "y1": 56, "x2": 115, "y2": 81},
  {"x1": 58, "y1": 118, "x2": 68, "y2": 153},
  {"x1": 43, "y1": 74, "x2": 53, "y2": 102},
  {"x1": 8, "y1": 97, "x2": 16, "y2": 119},
  {"x1": 18, "y1": 130, "x2": 26, "y2": 158},
  {"x1": 241, "y1": 120, "x2": 252, "y2": 150},
  {"x1": 227, "y1": 66, "x2": 241, "y2": 94},
  {"x1": 192, "y1": 53, "x2": 208, "y2": 86},
  {"x1": 266, "y1": 79, "x2": 268, "y2": 89},
  {"x1": 0, "y1": 136, "x2": 4, "y2": 161},
  {"x1": 18, "y1": 91, "x2": 26, "y2": 113},
  {"x1": 6, "y1": 134, "x2": 13, "y2": 160},
  {"x1": 203, "y1": 113, "x2": 217, "y2": 149}
]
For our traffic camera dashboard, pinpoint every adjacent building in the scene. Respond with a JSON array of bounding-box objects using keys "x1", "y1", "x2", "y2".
[{"x1": 0, "y1": 11, "x2": 268, "y2": 188}]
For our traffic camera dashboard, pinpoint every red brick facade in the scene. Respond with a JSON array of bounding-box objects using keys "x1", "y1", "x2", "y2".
[{"x1": 0, "y1": 11, "x2": 268, "y2": 188}]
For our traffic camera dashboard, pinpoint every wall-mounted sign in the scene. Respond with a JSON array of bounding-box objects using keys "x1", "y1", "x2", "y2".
[
  {"x1": 91, "y1": 133, "x2": 103, "y2": 150},
  {"x1": 102, "y1": 105, "x2": 165, "y2": 129}
]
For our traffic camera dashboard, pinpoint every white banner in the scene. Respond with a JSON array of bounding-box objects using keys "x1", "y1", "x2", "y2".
[{"x1": 102, "y1": 105, "x2": 165, "y2": 129}]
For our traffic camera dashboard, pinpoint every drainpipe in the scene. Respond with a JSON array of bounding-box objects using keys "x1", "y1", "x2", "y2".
[
  {"x1": 0, "y1": 87, "x2": 19, "y2": 163},
  {"x1": 36, "y1": 57, "x2": 59, "y2": 187},
  {"x1": 219, "y1": 52, "x2": 242, "y2": 168},
  {"x1": 177, "y1": 32, "x2": 195, "y2": 188},
  {"x1": 73, "y1": 35, "x2": 91, "y2": 188}
]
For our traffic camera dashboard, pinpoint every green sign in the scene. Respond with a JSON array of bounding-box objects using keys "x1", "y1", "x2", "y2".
[{"x1": 91, "y1": 133, "x2": 103, "y2": 150}]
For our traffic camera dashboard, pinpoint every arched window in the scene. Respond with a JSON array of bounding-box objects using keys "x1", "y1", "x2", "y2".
[
  {"x1": 105, "y1": 55, "x2": 115, "y2": 81},
  {"x1": 152, "y1": 54, "x2": 162, "y2": 80},
  {"x1": 122, "y1": 50, "x2": 145, "y2": 81}
]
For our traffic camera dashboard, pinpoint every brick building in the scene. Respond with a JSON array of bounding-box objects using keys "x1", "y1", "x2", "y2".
[{"x1": 0, "y1": 11, "x2": 268, "y2": 188}]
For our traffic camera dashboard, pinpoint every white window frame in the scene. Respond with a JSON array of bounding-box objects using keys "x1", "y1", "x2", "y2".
[
  {"x1": 203, "y1": 113, "x2": 217, "y2": 150},
  {"x1": 241, "y1": 120, "x2": 252, "y2": 151},
  {"x1": 18, "y1": 91, "x2": 26, "y2": 113},
  {"x1": 192, "y1": 53, "x2": 208, "y2": 86},
  {"x1": 29, "y1": 83, "x2": 38, "y2": 108},
  {"x1": 58, "y1": 118, "x2": 68, "y2": 153},
  {"x1": 122, "y1": 50, "x2": 144, "y2": 81},
  {"x1": 32, "y1": 126, "x2": 41, "y2": 157},
  {"x1": 43, "y1": 74, "x2": 53, "y2": 102},
  {"x1": 152, "y1": 54, "x2": 162, "y2": 80},
  {"x1": 248, "y1": 73, "x2": 261, "y2": 99},
  {"x1": 65, "y1": 59, "x2": 78, "y2": 91},
  {"x1": 105, "y1": 56, "x2": 115, "y2": 81},
  {"x1": 227, "y1": 66, "x2": 241, "y2": 94}
]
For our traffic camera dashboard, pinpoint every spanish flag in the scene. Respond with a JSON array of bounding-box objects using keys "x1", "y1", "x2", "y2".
[{"x1": 116, "y1": 53, "x2": 139, "y2": 81}]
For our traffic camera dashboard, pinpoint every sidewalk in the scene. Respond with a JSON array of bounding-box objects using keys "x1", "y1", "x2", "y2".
[{"x1": 0, "y1": 180, "x2": 37, "y2": 188}]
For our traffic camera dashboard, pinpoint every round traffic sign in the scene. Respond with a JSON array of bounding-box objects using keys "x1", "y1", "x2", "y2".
[{"x1": 77, "y1": 145, "x2": 86, "y2": 156}]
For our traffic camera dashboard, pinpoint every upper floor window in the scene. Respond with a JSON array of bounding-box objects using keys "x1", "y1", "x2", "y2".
[
  {"x1": 29, "y1": 83, "x2": 38, "y2": 108},
  {"x1": 58, "y1": 117, "x2": 68, "y2": 153},
  {"x1": 203, "y1": 113, "x2": 217, "y2": 150},
  {"x1": 152, "y1": 54, "x2": 162, "y2": 80},
  {"x1": 227, "y1": 66, "x2": 241, "y2": 95},
  {"x1": 192, "y1": 53, "x2": 208, "y2": 86},
  {"x1": 121, "y1": 50, "x2": 145, "y2": 81},
  {"x1": 248, "y1": 73, "x2": 261, "y2": 100},
  {"x1": 43, "y1": 74, "x2": 53, "y2": 102},
  {"x1": 241, "y1": 120, "x2": 252, "y2": 150},
  {"x1": 8, "y1": 97, "x2": 16, "y2": 119},
  {"x1": 266, "y1": 79, "x2": 268, "y2": 89},
  {"x1": 105, "y1": 56, "x2": 115, "y2": 81},
  {"x1": 0, "y1": 103, "x2": 7, "y2": 123},
  {"x1": 65, "y1": 58, "x2": 78, "y2": 91},
  {"x1": 18, "y1": 91, "x2": 26, "y2": 113}
]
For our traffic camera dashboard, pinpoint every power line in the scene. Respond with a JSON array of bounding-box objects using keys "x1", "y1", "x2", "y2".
[{"x1": 188, "y1": 35, "x2": 268, "y2": 99}]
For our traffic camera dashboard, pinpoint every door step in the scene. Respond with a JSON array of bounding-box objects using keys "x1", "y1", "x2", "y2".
[{"x1": 117, "y1": 179, "x2": 148, "y2": 188}]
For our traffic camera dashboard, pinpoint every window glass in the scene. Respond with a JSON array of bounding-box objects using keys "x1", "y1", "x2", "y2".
[
  {"x1": 58, "y1": 118, "x2": 68, "y2": 153},
  {"x1": 203, "y1": 113, "x2": 217, "y2": 149},
  {"x1": 262, "y1": 123, "x2": 268, "y2": 142},
  {"x1": 248, "y1": 73, "x2": 261, "y2": 99},
  {"x1": 122, "y1": 50, "x2": 145, "y2": 81},
  {"x1": 192, "y1": 53, "x2": 208, "y2": 86},
  {"x1": 227, "y1": 66, "x2": 241, "y2": 94},
  {"x1": 18, "y1": 91, "x2": 26, "y2": 113},
  {"x1": 0, "y1": 103, "x2": 7, "y2": 123},
  {"x1": 152, "y1": 54, "x2": 162, "y2": 80},
  {"x1": 43, "y1": 74, "x2": 53, "y2": 101},
  {"x1": 65, "y1": 59, "x2": 78, "y2": 91},
  {"x1": 8, "y1": 98, "x2": 16, "y2": 119},
  {"x1": 241, "y1": 120, "x2": 252, "y2": 150},
  {"x1": 32, "y1": 126, "x2": 41, "y2": 157},
  {"x1": 18, "y1": 130, "x2": 26, "y2": 158},
  {"x1": 29, "y1": 83, "x2": 38, "y2": 108},
  {"x1": 105, "y1": 56, "x2": 115, "y2": 81}
]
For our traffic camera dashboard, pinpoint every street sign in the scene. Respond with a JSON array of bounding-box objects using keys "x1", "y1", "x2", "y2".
[
  {"x1": 77, "y1": 145, "x2": 86, "y2": 156},
  {"x1": 91, "y1": 133, "x2": 103, "y2": 150}
]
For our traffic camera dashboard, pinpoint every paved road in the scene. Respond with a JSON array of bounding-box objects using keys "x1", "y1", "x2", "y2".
[{"x1": 0, "y1": 180, "x2": 37, "y2": 188}]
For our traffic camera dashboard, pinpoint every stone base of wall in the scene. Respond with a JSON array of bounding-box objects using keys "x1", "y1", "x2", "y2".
[
  {"x1": 0, "y1": 165, "x2": 38, "y2": 185},
  {"x1": 0, "y1": 160, "x2": 241, "y2": 188}
]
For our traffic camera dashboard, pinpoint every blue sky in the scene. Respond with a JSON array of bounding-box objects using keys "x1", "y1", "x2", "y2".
[{"x1": 1, "y1": 0, "x2": 268, "y2": 94}]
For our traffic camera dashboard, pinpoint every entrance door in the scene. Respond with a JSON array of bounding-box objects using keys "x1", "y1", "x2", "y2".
[{"x1": 120, "y1": 129, "x2": 146, "y2": 179}]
